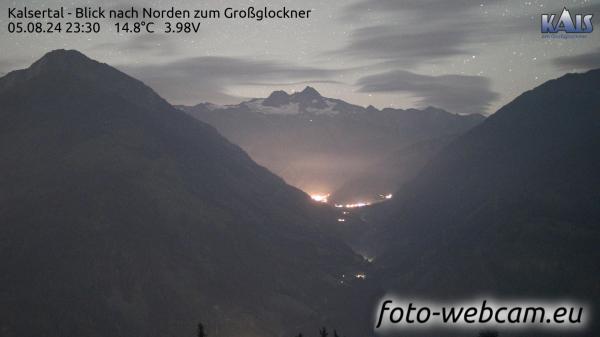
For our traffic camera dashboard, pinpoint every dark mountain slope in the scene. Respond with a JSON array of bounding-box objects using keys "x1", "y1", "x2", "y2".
[
  {"x1": 373, "y1": 69, "x2": 600, "y2": 333},
  {"x1": 331, "y1": 135, "x2": 455, "y2": 204},
  {"x1": 0, "y1": 50, "x2": 368, "y2": 337}
]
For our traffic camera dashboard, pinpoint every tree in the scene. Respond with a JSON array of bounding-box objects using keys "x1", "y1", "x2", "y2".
[
  {"x1": 333, "y1": 329, "x2": 340, "y2": 337},
  {"x1": 319, "y1": 327, "x2": 329, "y2": 337},
  {"x1": 197, "y1": 322, "x2": 207, "y2": 337}
]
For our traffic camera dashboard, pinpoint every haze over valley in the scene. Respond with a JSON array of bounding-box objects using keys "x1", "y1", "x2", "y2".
[{"x1": 179, "y1": 88, "x2": 483, "y2": 205}]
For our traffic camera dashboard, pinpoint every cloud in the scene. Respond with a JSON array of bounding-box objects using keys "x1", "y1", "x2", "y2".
[
  {"x1": 119, "y1": 56, "x2": 341, "y2": 105},
  {"x1": 574, "y1": 3, "x2": 600, "y2": 16},
  {"x1": 240, "y1": 79, "x2": 344, "y2": 87},
  {"x1": 342, "y1": 0, "x2": 500, "y2": 20},
  {"x1": 551, "y1": 47, "x2": 600, "y2": 71},
  {"x1": 335, "y1": 0, "x2": 579, "y2": 68},
  {"x1": 333, "y1": 0, "x2": 511, "y2": 67},
  {"x1": 93, "y1": 34, "x2": 179, "y2": 56},
  {"x1": 333, "y1": 24, "x2": 473, "y2": 66},
  {"x1": 356, "y1": 70, "x2": 498, "y2": 115}
]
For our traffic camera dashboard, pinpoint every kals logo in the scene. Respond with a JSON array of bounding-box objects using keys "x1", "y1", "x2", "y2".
[{"x1": 541, "y1": 8, "x2": 593, "y2": 33}]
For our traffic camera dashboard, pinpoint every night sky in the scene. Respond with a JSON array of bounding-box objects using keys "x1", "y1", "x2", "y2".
[{"x1": 1, "y1": 0, "x2": 599, "y2": 115}]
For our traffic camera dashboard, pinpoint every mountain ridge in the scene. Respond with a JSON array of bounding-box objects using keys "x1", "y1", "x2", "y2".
[
  {"x1": 185, "y1": 86, "x2": 486, "y2": 118},
  {"x1": 0, "y1": 49, "x2": 371, "y2": 337},
  {"x1": 371, "y1": 68, "x2": 600, "y2": 332}
]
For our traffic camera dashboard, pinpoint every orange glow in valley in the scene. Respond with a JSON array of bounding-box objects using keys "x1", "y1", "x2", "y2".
[
  {"x1": 310, "y1": 191, "x2": 393, "y2": 208},
  {"x1": 334, "y1": 202, "x2": 371, "y2": 208},
  {"x1": 310, "y1": 194, "x2": 329, "y2": 203}
]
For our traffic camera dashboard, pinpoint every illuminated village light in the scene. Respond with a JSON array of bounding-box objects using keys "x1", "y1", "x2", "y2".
[
  {"x1": 310, "y1": 194, "x2": 329, "y2": 203},
  {"x1": 344, "y1": 202, "x2": 371, "y2": 208}
]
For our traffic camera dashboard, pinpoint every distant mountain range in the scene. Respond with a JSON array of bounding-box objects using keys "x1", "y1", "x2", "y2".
[
  {"x1": 0, "y1": 50, "x2": 371, "y2": 337},
  {"x1": 370, "y1": 69, "x2": 600, "y2": 335},
  {"x1": 179, "y1": 88, "x2": 484, "y2": 203}
]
